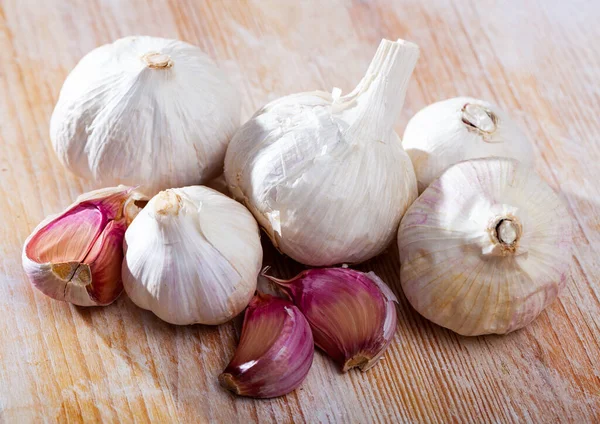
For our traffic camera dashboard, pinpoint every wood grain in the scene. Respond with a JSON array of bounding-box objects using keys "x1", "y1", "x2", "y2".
[{"x1": 1, "y1": 0, "x2": 599, "y2": 422}]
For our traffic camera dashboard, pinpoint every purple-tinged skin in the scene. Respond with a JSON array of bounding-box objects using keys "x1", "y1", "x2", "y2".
[
  {"x1": 23, "y1": 186, "x2": 133, "y2": 305},
  {"x1": 219, "y1": 293, "x2": 314, "y2": 398},
  {"x1": 266, "y1": 268, "x2": 398, "y2": 372}
]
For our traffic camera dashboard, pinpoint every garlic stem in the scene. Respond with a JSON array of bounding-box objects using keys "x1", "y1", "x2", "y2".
[
  {"x1": 489, "y1": 216, "x2": 522, "y2": 255},
  {"x1": 496, "y1": 219, "x2": 519, "y2": 246},
  {"x1": 141, "y1": 51, "x2": 174, "y2": 69},
  {"x1": 339, "y1": 39, "x2": 419, "y2": 144},
  {"x1": 461, "y1": 103, "x2": 497, "y2": 135},
  {"x1": 152, "y1": 190, "x2": 181, "y2": 216}
]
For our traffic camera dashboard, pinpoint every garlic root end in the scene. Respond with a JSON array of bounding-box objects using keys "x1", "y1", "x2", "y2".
[
  {"x1": 343, "y1": 354, "x2": 371, "y2": 372},
  {"x1": 218, "y1": 373, "x2": 242, "y2": 395}
]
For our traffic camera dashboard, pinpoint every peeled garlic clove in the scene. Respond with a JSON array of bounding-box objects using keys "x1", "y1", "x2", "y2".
[
  {"x1": 22, "y1": 186, "x2": 144, "y2": 306},
  {"x1": 398, "y1": 158, "x2": 572, "y2": 336},
  {"x1": 51, "y1": 36, "x2": 240, "y2": 196},
  {"x1": 225, "y1": 38, "x2": 419, "y2": 266},
  {"x1": 402, "y1": 97, "x2": 535, "y2": 192},
  {"x1": 122, "y1": 186, "x2": 262, "y2": 325},
  {"x1": 265, "y1": 268, "x2": 398, "y2": 372},
  {"x1": 219, "y1": 293, "x2": 314, "y2": 398}
]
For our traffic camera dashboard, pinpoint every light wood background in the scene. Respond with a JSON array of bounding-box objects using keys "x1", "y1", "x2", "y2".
[{"x1": 1, "y1": 0, "x2": 599, "y2": 422}]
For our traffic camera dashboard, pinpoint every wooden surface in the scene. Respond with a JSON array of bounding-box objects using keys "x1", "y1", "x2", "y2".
[{"x1": 1, "y1": 0, "x2": 599, "y2": 422}]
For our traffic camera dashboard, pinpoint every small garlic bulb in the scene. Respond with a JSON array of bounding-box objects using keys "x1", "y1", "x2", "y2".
[
  {"x1": 51, "y1": 36, "x2": 240, "y2": 196},
  {"x1": 122, "y1": 186, "x2": 262, "y2": 325},
  {"x1": 402, "y1": 97, "x2": 535, "y2": 192},
  {"x1": 398, "y1": 158, "x2": 572, "y2": 336},
  {"x1": 225, "y1": 39, "x2": 419, "y2": 266}
]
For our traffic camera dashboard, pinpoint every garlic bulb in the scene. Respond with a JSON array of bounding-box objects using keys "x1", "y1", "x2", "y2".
[
  {"x1": 225, "y1": 38, "x2": 419, "y2": 266},
  {"x1": 122, "y1": 186, "x2": 262, "y2": 325},
  {"x1": 398, "y1": 158, "x2": 572, "y2": 336},
  {"x1": 402, "y1": 97, "x2": 535, "y2": 192},
  {"x1": 264, "y1": 268, "x2": 397, "y2": 372},
  {"x1": 51, "y1": 36, "x2": 240, "y2": 196},
  {"x1": 219, "y1": 293, "x2": 314, "y2": 398},
  {"x1": 22, "y1": 186, "x2": 146, "y2": 306}
]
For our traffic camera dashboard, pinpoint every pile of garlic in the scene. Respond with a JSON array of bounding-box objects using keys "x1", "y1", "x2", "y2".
[{"x1": 22, "y1": 35, "x2": 572, "y2": 399}]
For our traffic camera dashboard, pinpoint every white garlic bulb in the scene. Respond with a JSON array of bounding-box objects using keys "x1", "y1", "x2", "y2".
[
  {"x1": 225, "y1": 39, "x2": 419, "y2": 266},
  {"x1": 402, "y1": 97, "x2": 535, "y2": 192},
  {"x1": 398, "y1": 158, "x2": 572, "y2": 336},
  {"x1": 122, "y1": 186, "x2": 262, "y2": 325},
  {"x1": 51, "y1": 36, "x2": 240, "y2": 196}
]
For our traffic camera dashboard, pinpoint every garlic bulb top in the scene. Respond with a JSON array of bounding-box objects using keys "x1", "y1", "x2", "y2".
[
  {"x1": 122, "y1": 186, "x2": 262, "y2": 325},
  {"x1": 225, "y1": 39, "x2": 419, "y2": 266},
  {"x1": 398, "y1": 158, "x2": 572, "y2": 336},
  {"x1": 51, "y1": 36, "x2": 240, "y2": 196},
  {"x1": 402, "y1": 97, "x2": 535, "y2": 192}
]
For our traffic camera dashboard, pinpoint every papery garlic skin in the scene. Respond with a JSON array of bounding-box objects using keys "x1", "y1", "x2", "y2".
[
  {"x1": 225, "y1": 39, "x2": 419, "y2": 266},
  {"x1": 266, "y1": 268, "x2": 397, "y2": 372},
  {"x1": 398, "y1": 158, "x2": 572, "y2": 336},
  {"x1": 51, "y1": 36, "x2": 240, "y2": 196},
  {"x1": 122, "y1": 186, "x2": 262, "y2": 325},
  {"x1": 219, "y1": 293, "x2": 314, "y2": 398},
  {"x1": 22, "y1": 186, "x2": 144, "y2": 306},
  {"x1": 403, "y1": 97, "x2": 535, "y2": 192}
]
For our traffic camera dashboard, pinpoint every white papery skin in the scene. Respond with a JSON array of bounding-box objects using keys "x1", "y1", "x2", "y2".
[
  {"x1": 225, "y1": 39, "x2": 419, "y2": 266},
  {"x1": 51, "y1": 36, "x2": 240, "y2": 196},
  {"x1": 403, "y1": 97, "x2": 535, "y2": 192},
  {"x1": 398, "y1": 158, "x2": 572, "y2": 336},
  {"x1": 122, "y1": 186, "x2": 262, "y2": 325}
]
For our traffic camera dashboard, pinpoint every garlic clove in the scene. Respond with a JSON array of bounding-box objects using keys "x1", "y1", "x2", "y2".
[
  {"x1": 219, "y1": 292, "x2": 314, "y2": 398},
  {"x1": 22, "y1": 186, "x2": 146, "y2": 306},
  {"x1": 81, "y1": 220, "x2": 127, "y2": 304},
  {"x1": 264, "y1": 268, "x2": 398, "y2": 372},
  {"x1": 402, "y1": 97, "x2": 535, "y2": 192},
  {"x1": 398, "y1": 158, "x2": 572, "y2": 336},
  {"x1": 122, "y1": 186, "x2": 262, "y2": 325}
]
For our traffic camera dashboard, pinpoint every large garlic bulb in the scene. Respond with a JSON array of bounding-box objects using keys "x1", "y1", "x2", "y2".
[
  {"x1": 403, "y1": 97, "x2": 535, "y2": 192},
  {"x1": 225, "y1": 39, "x2": 419, "y2": 266},
  {"x1": 398, "y1": 158, "x2": 572, "y2": 336},
  {"x1": 122, "y1": 186, "x2": 262, "y2": 325},
  {"x1": 51, "y1": 36, "x2": 240, "y2": 196}
]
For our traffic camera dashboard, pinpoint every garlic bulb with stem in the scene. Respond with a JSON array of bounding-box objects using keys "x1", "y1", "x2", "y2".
[
  {"x1": 51, "y1": 35, "x2": 240, "y2": 196},
  {"x1": 122, "y1": 186, "x2": 262, "y2": 325},
  {"x1": 263, "y1": 267, "x2": 397, "y2": 372},
  {"x1": 219, "y1": 292, "x2": 314, "y2": 398},
  {"x1": 225, "y1": 38, "x2": 419, "y2": 266},
  {"x1": 22, "y1": 186, "x2": 147, "y2": 306},
  {"x1": 402, "y1": 97, "x2": 535, "y2": 192},
  {"x1": 398, "y1": 158, "x2": 572, "y2": 336}
]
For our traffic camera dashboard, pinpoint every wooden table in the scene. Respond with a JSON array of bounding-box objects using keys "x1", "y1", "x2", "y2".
[{"x1": 1, "y1": 0, "x2": 599, "y2": 422}]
